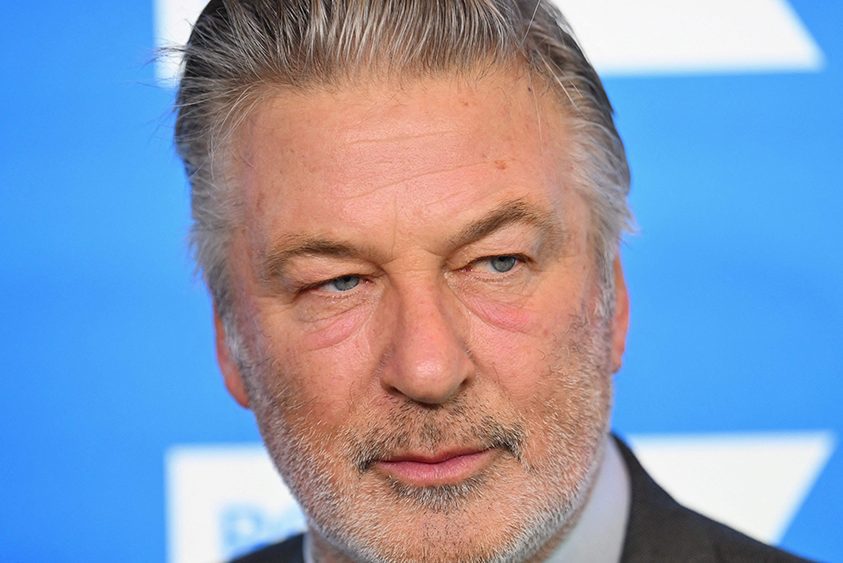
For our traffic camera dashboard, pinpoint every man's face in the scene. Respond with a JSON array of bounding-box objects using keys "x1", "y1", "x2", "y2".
[{"x1": 218, "y1": 69, "x2": 629, "y2": 562}]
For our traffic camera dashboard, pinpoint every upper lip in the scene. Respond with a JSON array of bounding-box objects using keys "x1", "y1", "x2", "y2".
[{"x1": 379, "y1": 448, "x2": 489, "y2": 464}]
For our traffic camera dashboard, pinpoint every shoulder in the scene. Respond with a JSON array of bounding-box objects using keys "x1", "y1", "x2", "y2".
[
  {"x1": 614, "y1": 435, "x2": 813, "y2": 562},
  {"x1": 229, "y1": 533, "x2": 305, "y2": 563}
]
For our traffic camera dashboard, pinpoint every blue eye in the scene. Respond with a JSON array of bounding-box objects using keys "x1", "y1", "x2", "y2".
[
  {"x1": 489, "y1": 255, "x2": 518, "y2": 273},
  {"x1": 327, "y1": 275, "x2": 360, "y2": 292}
]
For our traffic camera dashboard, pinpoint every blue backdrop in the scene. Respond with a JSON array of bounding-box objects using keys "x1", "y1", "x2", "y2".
[{"x1": 1, "y1": 1, "x2": 840, "y2": 561}]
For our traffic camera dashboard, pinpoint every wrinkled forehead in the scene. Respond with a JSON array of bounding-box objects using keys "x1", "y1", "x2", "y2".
[
  {"x1": 232, "y1": 63, "x2": 565, "y2": 157},
  {"x1": 227, "y1": 69, "x2": 585, "y2": 256}
]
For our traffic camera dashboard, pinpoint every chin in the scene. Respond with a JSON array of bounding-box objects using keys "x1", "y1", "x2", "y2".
[{"x1": 297, "y1": 430, "x2": 606, "y2": 563}]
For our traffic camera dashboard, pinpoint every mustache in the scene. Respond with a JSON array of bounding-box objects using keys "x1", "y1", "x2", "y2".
[{"x1": 346, "y1": 402, "x2": 527, "y2": 472}]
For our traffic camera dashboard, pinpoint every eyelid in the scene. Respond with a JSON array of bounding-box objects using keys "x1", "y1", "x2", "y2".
[
  {"x1": 476, "y1": 252, "x2": 530, "y2": 264},
  {"x1": 302, "y1": 276, "x2": 352, "y2": 292},
  {"x1": 296, "y1": 272, "x2": 371, "y2": 296},
  {"x1": 464, "y1": 253, "x2": 532, "y2": 272}
]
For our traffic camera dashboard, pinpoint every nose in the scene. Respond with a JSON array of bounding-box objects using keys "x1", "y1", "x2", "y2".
[{"x1": 380, "y1": 283, "x2": 473, "y2": 405}]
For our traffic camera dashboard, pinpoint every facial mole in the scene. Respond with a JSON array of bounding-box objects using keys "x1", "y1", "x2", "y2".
[{"x1": 494, "y1": 160, "x2": 508, "y2": 170}]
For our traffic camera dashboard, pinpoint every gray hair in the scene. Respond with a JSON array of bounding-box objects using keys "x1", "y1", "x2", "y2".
[{"x1": 174, "y1": 0, "x2": 632, "y2": 318}]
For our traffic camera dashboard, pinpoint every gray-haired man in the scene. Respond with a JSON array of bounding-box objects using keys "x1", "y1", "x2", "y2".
[{"x1": 173, "y1": 1, "x2": 810, "y2": 561}]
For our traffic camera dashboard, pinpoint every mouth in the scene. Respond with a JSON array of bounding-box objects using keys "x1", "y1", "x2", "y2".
[{"x1": 373, "y1": 448, "x2": 499, "y2": 487}]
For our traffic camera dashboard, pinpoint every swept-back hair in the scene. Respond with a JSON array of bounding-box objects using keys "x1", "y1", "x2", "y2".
[{"x1": 174, "y1": 0, "x2": 632, "y2": 317}]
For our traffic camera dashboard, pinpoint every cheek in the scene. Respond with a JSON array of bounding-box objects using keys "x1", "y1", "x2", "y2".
[
  {"x1": 467, "y1": 313, "x2": 560, "y2": 402},
  {"x1": 465, "y1": 290, "x2": 607, "y2": 434},
  {"x1": 463, "y1": 283, "x2": 584, "y2": 384},
  {"x1": 463, "y1": 296, "x2": 538, "y2": 334},
  {"x1": 260, "y1": 311, "x2": 380, "y2": 416},
  {"x1": 296, "y1": 305, "x2": 375, "y2": 350}
]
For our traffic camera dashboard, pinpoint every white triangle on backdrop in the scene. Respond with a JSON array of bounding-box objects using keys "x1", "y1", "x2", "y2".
[
  {"x1": 555, "y1": 0, "x2": 823, "y2": 74},
  {"x1": 154, "y1": 0, "x2": 823, "y2": 82},
  {"x1": 629, "y1": 432, "x2": 835, "y2": 544}
]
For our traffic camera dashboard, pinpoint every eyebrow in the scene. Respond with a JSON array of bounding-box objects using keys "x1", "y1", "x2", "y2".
[
  {"x1": 260, "y1": 199, "x2": 566, "y2": 281},
  {"x1": 447, "y1": 198, "x2": 566, "y2": 251},
  {"x1": 259, "y1": 237, "x2": 381, "y2": 282}
]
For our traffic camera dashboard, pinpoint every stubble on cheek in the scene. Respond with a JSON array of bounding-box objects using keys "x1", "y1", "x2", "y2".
[
  {"x1": 238, "y1": 297, "x2": 615, "y2": 563},
  {"x1": 235, "y1": 346, "x2": 349, "y2": 523},
  {"x1": 245, "y1": 348, "x2": 536, "y2": 556}
]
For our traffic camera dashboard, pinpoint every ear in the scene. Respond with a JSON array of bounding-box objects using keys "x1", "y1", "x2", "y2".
[
  {"x1": 610, "y1": 257, "x2": 630, "y2": 374},
  {"x1": 214, "y1": 308, "x2": 251, "y2": 408}
]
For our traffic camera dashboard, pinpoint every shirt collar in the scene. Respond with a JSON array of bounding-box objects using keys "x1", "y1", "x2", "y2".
[{"x1": 544, "y1": 435, "x2": 631, "y2": 563}]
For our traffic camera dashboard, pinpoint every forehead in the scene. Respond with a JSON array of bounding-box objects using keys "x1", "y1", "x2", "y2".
[{"x1": 231, "y1": 70, "x2": 583, "y2": 252}]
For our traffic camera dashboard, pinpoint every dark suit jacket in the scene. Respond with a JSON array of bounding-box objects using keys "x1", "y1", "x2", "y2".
[
  {"x1": 232, "y1": 437, "x2": 812, "y2": 562},
  {"x1": 613, "y1": 437, "x2": 810, "y2": 562}
]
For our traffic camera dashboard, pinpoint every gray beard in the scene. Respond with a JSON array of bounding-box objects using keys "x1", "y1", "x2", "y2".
[{"x1": 236, "y1": 306, "x2": 613, "y2": 563}]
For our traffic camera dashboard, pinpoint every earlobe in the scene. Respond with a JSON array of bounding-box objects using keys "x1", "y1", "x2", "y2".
[
  {"x1": 214, "y1": 308, "x2": 251, "y2": 409},
  {"x1": 610, "y1": 257, "x2": 630, "y2": 374}
]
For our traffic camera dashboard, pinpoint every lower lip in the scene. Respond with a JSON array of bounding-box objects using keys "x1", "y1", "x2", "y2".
[{"x1": 374, "y1": 449, "x2": 497, "y2": 486}]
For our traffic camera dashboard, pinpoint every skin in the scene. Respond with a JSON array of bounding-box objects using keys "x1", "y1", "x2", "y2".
[{"x1": 215, "y1": 68, "x2": 629, "y2": 562}]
